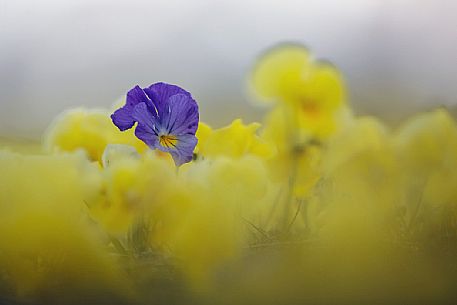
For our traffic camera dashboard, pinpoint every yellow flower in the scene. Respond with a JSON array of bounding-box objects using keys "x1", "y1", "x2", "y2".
[
  {"x1": 0, "y1": 150, "x2": 101, "y2": 215},
  {"x1": 89, "y1": 151, "x2": 176, "y2": 235},
  {"x1": 44, "y1": 108, "x2": 147, "y2": 162},
  {"x1": 148, "y1": 156, "x2": 270, "y2": 285},
  {"x1": 267, "y1": 141, "x2": 322, "y2": 198},
  {"x1": 253, "y1": 43, "x2": 350, "y2": 142},
  {"x1": 321, "y1": 116, "x2": 391, "y2": 175},
  {"x1": 0, "y1": 212, "x2": 133, "y2": 303},
  {"x1": 394, "y1": 108, "x2": 457, "y2": 214},
  {"x1": 251, "y1": 43, "x2": 346, "y2": 107},
  {"x1": 0, "y1": 150, "x2": 134, "y2": 303},
  {"x1": 159, "y1": 193, "x2": 244, "y2": 285},
  {"x1": 317, "y1": 116, "x2": 398, "y2": 215},
  {"x1": 194, "y1": 121, "x2": 213, "y2": 155},
  {"x1": 198, "y1": 119, "x2": 274, "y2": 159},
  {"x1": 250, "y1": 43, "x2": 312, "y2": 103},
  {"x1": 393, "y1": 108, "x2": 457, "y2": 171},
  {"x1": 260, "y1": 106, "x2": 324, "y2": 198},
  {"x1": 253, "y1": 45, "x2": 354, "y2": 203}
]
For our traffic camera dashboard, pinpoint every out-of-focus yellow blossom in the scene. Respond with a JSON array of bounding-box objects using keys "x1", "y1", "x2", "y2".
[
  {"x1": 157, "y1": 189, "x2": 245, "y2": 286},
  {"x1": 0, "y1": 213, "x2": 134, "y2": 305},
  {"x1": 251, "y1": 44, "x2": 344, "y2": 107},
  {"x1": 202, "y1": 156, "x2": 269, "y2": 206},
  {"x1": 194, "y1": 122, "x2": 213, "y2": 154},
  {"x1": 89, "y1": 150, "x2": 176, "y2": 236},
  {"x1": 0, "y1": 150, "x2": 134, "y2": 304},
  {"x1": 321, "y1": 116, "x2": 391, "y2": 175},
  {"x1": 44, "y1": 108, "x2": 147, "y2": 162},
  {"x1": 304, "y1": 116, "x2": 398, "y2": 231},
  {"x1": 393, "y1": 109, "x2": 457, "y2": 197},
  {"x1": 198, "y1": 119, "x2": 274, "y2": 159},
  {"x1": 393, "y1": 108, "x2": 457, "y2": 173},
  {"x1": 251, "y1": 44, "x2": 311, "y2": 103},
  {"x1": 393, "y1": 108, "x2": 457, "y2": 228},
  {"x1": 101, "y1": 143, "x2": 140, "y2": 168},
  {"x1": 251, "y1": 44, "x2": 350, "y2": 140},
  {"x1": 150, "y1": 156, "x2": 270, "y2": 286},
  {"x1": 267, "y1": 140, "x2": 322, "y2": 198},
  {"x1": 315, "y1": 131, "x2": 398, "y2": 222},
  {"x1": 260, "y1": 105, "x2": 323, "y2": 199},
  {"x1": 0, "y1": 150, "x2": 101, "y2": 216},
  {"x1": 251, "y1": 44, "x2": 352, "y2": 207}
]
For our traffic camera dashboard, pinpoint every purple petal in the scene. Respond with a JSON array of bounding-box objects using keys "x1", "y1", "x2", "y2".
[
  {"x1": 111, "y1": 85, "x2": 151, "y2": 131},
  {"x1": 126, "y1": 85, "x2": 150, "y2": 107},
  {"x1": 131, "y1": 102, "x2": 159, "y2": 147},
  {"x1": 156, "y1": 134, "x2": 197, "y2": 166},
  {"x1": 135, "y1": 124, "x2": 158, "y2": 148},
  {"x1": 111, "y1": 107, "x2": 136, "y2": 131},
  {"x1": 143, "y1": 82, "x2": 192, "y2": 118},
  {"x1": 132, "y1": 102, "x2": 159, "y2": 133},
  {"x1": 161, "y1": 94, "x2": 199, "y2": 135}
]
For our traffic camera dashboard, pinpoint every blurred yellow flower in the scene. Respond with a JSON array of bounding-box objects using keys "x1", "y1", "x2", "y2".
[
  {"x1": 0, "y1": 150, "x2": 134, "y2": 304},
  {"x1": 394, "y1": 108, "x2": 457, "y2": 222},
  {"x1": 148, "y1": 156, "x2": 269, "y2": 285},
  {"x1": 322, "y1": 116, "x2": 391, "y2": 175},
  {"x1": 90, "y1": 150, "x2": 176, "y2": 236},
  {"x1": 251, "y1": 44, "x2": 312, "y2": 103},
  {"x1": 394, "y1": 108, "x2": 457, "y2": 171},
  {"x1": 194, "y1": 121, "x2": 213, "y2": 155},
  {"x1": 251, "y1": 43, "x2": 349, "y2": 139},
  {"x1": 198, "y1": 119, "x2": 274, "y2": 159},
  {"x1": 44, "y1": 108, "x2": 147, "y2": 162}
]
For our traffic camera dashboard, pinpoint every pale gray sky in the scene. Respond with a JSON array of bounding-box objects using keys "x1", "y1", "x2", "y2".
[{"x1": 1, "y1": 0, "x2": 457, "y2": 138}]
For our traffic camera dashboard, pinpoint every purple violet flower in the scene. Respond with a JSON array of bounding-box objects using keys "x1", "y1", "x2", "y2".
[{"x1": 111, "y1": 82, "x2": 199, "y2": 166}]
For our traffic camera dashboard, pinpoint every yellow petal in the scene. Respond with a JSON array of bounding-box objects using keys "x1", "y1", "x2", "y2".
[
  {"x1": 44, "y1": 108, "x2": 147, "y2": 162},
  {"x1": 250, "y1": 43, "x2": 311, "y2": 102}
]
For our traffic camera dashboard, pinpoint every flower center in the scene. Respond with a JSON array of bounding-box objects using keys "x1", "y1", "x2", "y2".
[
  {"x1": 159, "y1": 134, "x2": 178, "y2": 148},
  {"x1": 301, "y1": 100, "x2": 320, "y2": 118}
]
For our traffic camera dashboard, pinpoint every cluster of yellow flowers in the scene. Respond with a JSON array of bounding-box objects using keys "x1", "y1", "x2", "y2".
[{"x1": 1, "y1": 44, "x2": 457, "y2": 304}]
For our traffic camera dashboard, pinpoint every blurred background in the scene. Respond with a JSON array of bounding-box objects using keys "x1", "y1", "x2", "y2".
[{"x1": 1, "y1": 0, "x2": 456, "y2": 139}]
